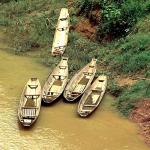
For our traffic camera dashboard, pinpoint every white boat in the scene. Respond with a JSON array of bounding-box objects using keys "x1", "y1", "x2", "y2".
[
  {"x1": 18, "y1": 78, "x2": 41, "y2": 126},
  {"x1": 52, "y1": 8, "x2": 70, "y2": 56},
  {"x1": 64, "y1": 58, "x2": 97, "y2": 102},
  {"x1": 78, "y1": 75, "x2": 107, "y2": 117},
  {"x1": 42, "y1": 57, "x2": 68, "y2": 104}
]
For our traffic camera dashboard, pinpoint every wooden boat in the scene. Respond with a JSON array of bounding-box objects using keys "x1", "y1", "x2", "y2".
[
  {"x1": 18, "y1": 78, "x2": 41, "y2": 127},
  {"x1": 52, "y1": 8, "x2": 70, "y2": 56},
  {"x1": 42, "y1": 57, "x2": 68, "y2": 104},
  {"x1": 77, "y1": 75, "x2": 107, "y2": 117},
  {"x1": 64, "y1": 58, "x2": 97, "y2": 102}
]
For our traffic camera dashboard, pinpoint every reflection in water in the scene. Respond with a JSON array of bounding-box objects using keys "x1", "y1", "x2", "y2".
[{"x1": 0, "y1": 45, "x2": 150, "y2": 149}]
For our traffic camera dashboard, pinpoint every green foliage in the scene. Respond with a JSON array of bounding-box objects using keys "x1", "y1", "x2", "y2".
[
  {"x1": 0, "y1": 17, "x2": 12, "y2": 26},
  {"x1": 12, "y1": 11, "x2": 57, "y2": 54},
  {"x1": 107, "y1": 80, "x2": 124, "y2": 97},
  {"x1": 136, "y1": 14, "x2": 150, "y2": 33},
  {"x1": 0, "y1": 0, "x2": 16, "y2": 3},
  {"x1": 115, "y1": 80, "x2": 150, "y2": 116},
  {"x1": 0, "y1": 0, "x2": 61, "y2": 53},
  {"x1": 75, "y1": 0, "x2": 150, "y2": 40},
  {"x1": 106, "y1": 33, "x2": 150, "y2": 74},
  {"x1": 97, "y1": 0, "x2": 150, "y2": 40}
]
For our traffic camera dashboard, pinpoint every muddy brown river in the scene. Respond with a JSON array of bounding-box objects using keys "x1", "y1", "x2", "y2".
[{"x1": 0, "y1": 31, "x2": 149, "y2": 150}]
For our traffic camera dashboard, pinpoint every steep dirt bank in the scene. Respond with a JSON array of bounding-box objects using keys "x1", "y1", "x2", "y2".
[
  {"x1": 74, "y1": 17, "x2": 97, "y2": 39},
  {"x1": 130, "y1": 99, "x2": 150, "y2": 146}
]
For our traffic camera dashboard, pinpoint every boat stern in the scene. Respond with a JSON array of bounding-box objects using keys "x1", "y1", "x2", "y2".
[
  {"x1": 42, "y1": 95, "x2": 57, "y2": 104},
  {"x1": 52, "y1": 46, "x2": 65, "y2": 56},
  {"x1": 78, "y1": 108, "x2": 91, "y2": 117},
  {"x1": 21, "y1": 119, "x2": 33, "y2": 127},
  {"x1": 64, "y1": 91, "x2": 80, "y2": 102}
]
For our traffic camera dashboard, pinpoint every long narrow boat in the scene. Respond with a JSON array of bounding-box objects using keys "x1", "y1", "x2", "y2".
[
  {"x1": 64, "y1": 58, "x2": 97, "y2": 102},
  {"x1": 78, "y1": 75, "x2": 107, "y2": 117},
  {"x1": 18, "y1": 78, "x2": 41, "y2": 127},
  {"x1": 42, "y1": 57, "x2": 68, "y2": 104},
  {"x1": 51, "y1": 8, "x2": 70, "y2": 56}
]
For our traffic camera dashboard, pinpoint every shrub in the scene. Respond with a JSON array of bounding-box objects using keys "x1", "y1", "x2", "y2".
[{"x1": 97, "y1": 0, "x2": 150, "y2": 40}]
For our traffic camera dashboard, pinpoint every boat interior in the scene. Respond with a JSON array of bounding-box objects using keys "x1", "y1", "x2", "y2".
[
  {"x1": 68, "y1": 71, "x2": 94, "y2": 98},
  {"x1": 81, "y1": 80, "x2": 105, "y2": 111},
  {"x1": 46, "y1": 75, "x2": 67, "y2": 98},
  {"x1": 21, "y1": 82, "x2": 40, "y2": 119},
  {"x1": 57, "y1": 27, "x2": 68, "y2": 31},
  {"x1": 83, "y1": 92, "x2": 101, "y2": 107},
  {"x1": 21, "y1": 94, "x2": 40, "y2": 119}
]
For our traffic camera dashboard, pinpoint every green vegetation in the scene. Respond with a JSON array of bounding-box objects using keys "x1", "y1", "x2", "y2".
[
  {"x1": 76, "y1": 0, "x2": 150, "y2": 40},
  {"x1": 115, "y1": 80, "x2": 150, "y2": 116},
  {"x1": 0, "y1": 0, "x2": 66, "y2": 53},
  {"x1": 104, "y1": 33, "x2": 150, "y2": 75},
  {"x1": 0, "y1": 0, "x2": 150, "y2": 116}
]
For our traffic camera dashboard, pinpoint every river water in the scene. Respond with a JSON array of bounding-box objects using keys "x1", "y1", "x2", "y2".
[{"x1": 0, "y1": 31, "x2": 149, "y2": 150}]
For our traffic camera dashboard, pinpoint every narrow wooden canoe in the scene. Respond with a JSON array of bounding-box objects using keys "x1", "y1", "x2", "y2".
[
  {"x1": 52, "y1": 8, "x2": 70, "y2": 56},
  {"x1": 42, "y1": 57, "x2": 68, "y2": 104},
  {"x1": 78, "y1": 75, "x2": 107, "y2": 117},
  {"x1": 64, "y1": 58, "x2": 97, "y2": 102},
  {"x1": 18, "y1": 78, "x2": 41, "y2": 127}
]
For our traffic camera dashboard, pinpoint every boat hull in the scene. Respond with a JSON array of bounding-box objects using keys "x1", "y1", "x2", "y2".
[
  {"x1": 78, "y1": 76, "x2": 107, "y2": 117},
  {"x1": 42, "y1": 57, "x2": 68, "y2": 104},
  {"x1": 18, "y1": 78, "x2": 41, "y2": 127},
  {"x1": 64, "y1": 59, "x2": 97, "y2": 102}
]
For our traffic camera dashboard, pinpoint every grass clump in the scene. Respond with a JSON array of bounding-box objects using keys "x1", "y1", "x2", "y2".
[
  {"x1": 107, "y1": 80, "x2": 124, "y2": 97},
  {"x1": 115, "y1": 80, "x2": 150, "y2": 116},
  {"x1": 105, "y1": 33, "x2": 150, "y2": 74},
  {"x1": 0, "y1": 0, "x2": 65, "y2": 54}
]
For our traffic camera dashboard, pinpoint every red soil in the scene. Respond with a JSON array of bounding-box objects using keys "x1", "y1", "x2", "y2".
[
  {"x1": 75, "y1": 18, "x2": 97, "y2": 39},
  {"x1": 117, "y1": 77, "x2": 137, "y2": 86},
  {"x1": 130, "y1": 99, "x2": 150, "y2": 146}
]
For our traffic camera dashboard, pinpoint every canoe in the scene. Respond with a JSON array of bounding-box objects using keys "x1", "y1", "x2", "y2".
[
  {"x1": 52, "y1": 8, "x2": 70, "y2": 56},
  {"x1": 78, "y1": 75, "x2": 107, "y2": 117},
  {"x1": 42, "y1": 57, "x2": 68, "y2": 104},
  {"x1": 18, "y1": 78, "x2": 41, "y2": 127},
  {"x1": 64, "y1": 58, "x2": 97, "y2": 102}
]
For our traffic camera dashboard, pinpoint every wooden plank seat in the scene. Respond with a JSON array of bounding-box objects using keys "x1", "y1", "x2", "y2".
[
  {"x1": 92, "y1": 87, "x2": 103, "y2": 93},
  {"x1": 73, "y1": 83, "x2": 86, "y2": 94},
  {"x1": 54, "y1": 45, "x2": 66, "y2": 52},
  {"x1": 83, "y1": 71, "x2": 93, "y2": 76},
  {"x1": 28, "y1": 84, "x2": 38, "y2": 89},
  {"x1": 47, "y1": 92, "x2": 60, "y2": 97},
  {"x1": 21, "y1": 107, "x2": 38, "y2": 119},
  {"x1": 53, "y1": 49, "x2": 63, "y2": 55},
  {"x1": 80, "y1": 109, "x2": 91, "y2": 112},
  {"x1": 71, "y1": 92, "x2": 81, "y2": 96},
  {"x1": 52, "y1": 75, "x2": 67, "y2": 80},
  {"x1": 83, "y1": 104, "x2": 98, "y2": 107}
]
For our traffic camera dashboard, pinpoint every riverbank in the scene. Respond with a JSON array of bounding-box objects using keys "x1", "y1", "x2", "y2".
[{"x1": 130, "y1": 99, "x2": 150, "y2": 146}]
